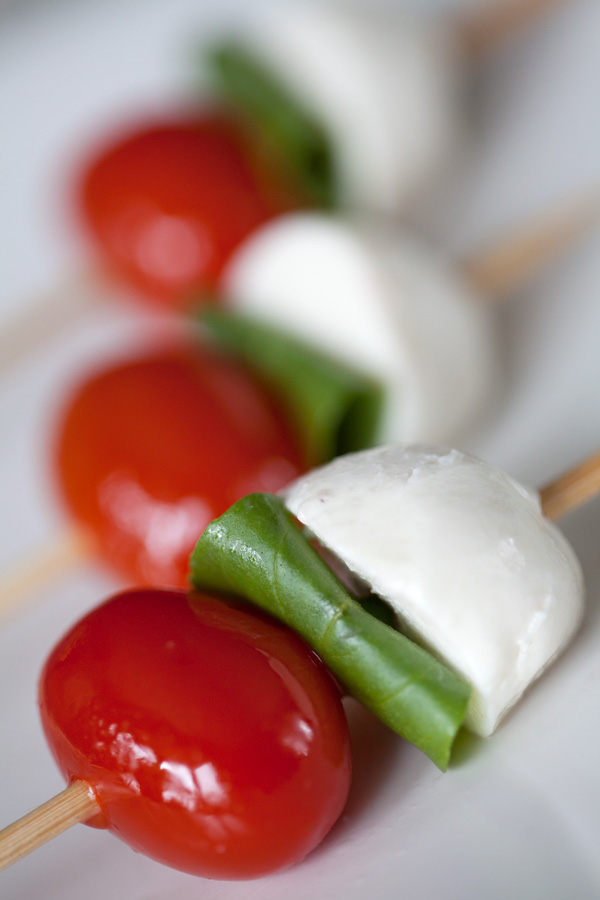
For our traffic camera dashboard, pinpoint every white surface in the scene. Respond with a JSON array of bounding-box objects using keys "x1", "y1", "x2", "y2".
[
  {"x1": 224, "y1": 213, "x2": 498, "y2": 444},
  {"x1": 1, "y1": 1, "x2": 600, "y2": 898},
  {"x1": 283, "y1": 443, "x2": 584, "y2": 736}
]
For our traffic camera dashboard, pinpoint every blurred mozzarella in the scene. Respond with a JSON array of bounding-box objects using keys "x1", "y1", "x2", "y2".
[
  {"x1": 223, "y1": 213, "x2": 499, "y2": 444},
  {"x1": 283, "y1": 444, "x2": 585, "y2": 737},
  {"x1": 236, "y1": 1, "x2": 464, "y2": 212}
]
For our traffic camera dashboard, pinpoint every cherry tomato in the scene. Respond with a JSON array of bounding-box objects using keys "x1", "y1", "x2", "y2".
[
  {"x1": 39, "y1": 587, "x2": 351, "y2": 879},
  {"x1": 54, "y1": 344, "x2": 304, "y2": 586},
  {"x1": 78, "y1": 114, "x2": 297, "y2": 308}
]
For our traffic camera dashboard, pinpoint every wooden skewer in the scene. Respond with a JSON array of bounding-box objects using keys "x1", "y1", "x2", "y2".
[
  {"x1": 458, "y1": 0, "x2": 573, "y2": 59},
  {"x1": 0, "y1": 527, "x2": 94, "y2": 624},
  {"x1": 540, "y1": 451, "x2": 600, "y2": 521},
  {"x1": 462, "y1": 190, "x2": 600, "y2": 297},
  {"x1": 0, "y1": 780, "x2": 99, "y2": 872},
  {"x1": 0, "y1": 265, "x2": 112, "y2": 378}
]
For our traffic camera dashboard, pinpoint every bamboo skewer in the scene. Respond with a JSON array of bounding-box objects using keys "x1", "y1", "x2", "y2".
[
  {"x1": 0, "y1": 265, "x2": 112, "y2": 379},
  {"x1": 462, "y1": 190, "x2": 600, "y2": 297},
  {"x1": 0, "y1": 527, "x2": 94, "y2": 623},
  {"x1": 0, "y1": 781, "x2": 99, "y2": 872},
  {"x1": 540, "y1": 451, "x2": 600, "y2": 521},
  {"x1": 458, "y1": 0, "x2": 572, "y2": 59}
]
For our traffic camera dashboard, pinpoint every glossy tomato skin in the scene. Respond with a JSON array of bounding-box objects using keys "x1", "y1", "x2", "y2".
[
  {"x1": 54, "y1": 344, "x2": 304, "y2": 586},
  {"x1": 79, "y1": 114, "x2": 297, "y2": 307},
  {"x1": 39, "y1": 588, "x2": 351, "y2": 879}
]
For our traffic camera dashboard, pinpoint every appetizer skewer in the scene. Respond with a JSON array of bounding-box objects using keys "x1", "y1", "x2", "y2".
[
  {"x1": 0, "y1": 443, "x2": 598, "y2": 876},
  {"x1": 0, "y1": 0, "x2": 595, "y2": 892},
  {"x1": 0, "y1": 0, "x2": 575, "y2": 372},
  {"x1": 0, "y1": 199, "x2": 596, "y2": 623}
]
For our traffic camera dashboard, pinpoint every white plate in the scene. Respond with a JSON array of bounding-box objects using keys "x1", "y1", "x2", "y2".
[{"x1": 1, "y1": 1, "x2": 599, "y2": 898}]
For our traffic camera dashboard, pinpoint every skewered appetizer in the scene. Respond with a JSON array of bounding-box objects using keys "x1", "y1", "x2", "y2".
[
  {"x1": 1, "y1": 187, "x2": 593, "y2": 615},
  {"x1": 0, "y1": 0, "x2": 596, "y2": 892},
  {"x1": 72, "y1": 1, "x2": 477, "y2": 312},
  {"x1": 27, "y1": 0, "x2": 562, "y2": 317},
  {"x1": 2, "y1": 442, "x2": 597, "y2": 880},
  {"x1": 189, "y1": 444, "x2": 589, "y2": 748}
]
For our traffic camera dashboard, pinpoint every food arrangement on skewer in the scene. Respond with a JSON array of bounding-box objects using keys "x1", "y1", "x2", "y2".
[
  {"x1": 0, "y1": 0, "x2": 578, "y2": 361},
  {"x1": 1, "y1": 443, "x2": 599, "y2": 877},
  {"x1": 0, "y1": 192, "x2": 594, "y2": 618},
  {"x1": 1, "y1": 0, "x2": 599, "y2": 897}
]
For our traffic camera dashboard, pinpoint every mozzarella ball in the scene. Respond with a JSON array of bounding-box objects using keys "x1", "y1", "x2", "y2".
[
  {"x1": 231, "y1": 2, "x2": 464, "y2": 212},
  {"x1": 282, "y1": 444, "x2": 585, "y2": 737},
  {"x1": 222, "y1": 213, "x2": 499, "y2": 444}
]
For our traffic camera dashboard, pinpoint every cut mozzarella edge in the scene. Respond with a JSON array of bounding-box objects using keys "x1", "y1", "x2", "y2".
[
  {"x1": 222, "y1": 213, "x2": 500, "y2": 446},
  {"x1": 226, "y1": 1, "x2": 465, "y2": 212},
  {"x1": 282, "y1": 444, "x2": 585, "y2": 737}
]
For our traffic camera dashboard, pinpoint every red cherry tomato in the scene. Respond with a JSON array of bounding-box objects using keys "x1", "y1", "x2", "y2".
[
  {"x1": 54, "y1": 344, "x2": 304, "y2": 586},
  {"x1": 78, "y1": 114, "x2": 297, "y2": 308},
  {"x1": 39, "y1": 587, "x2": 351, "y2": 879}
]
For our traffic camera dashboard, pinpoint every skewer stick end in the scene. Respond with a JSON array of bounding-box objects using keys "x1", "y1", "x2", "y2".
[
  {"x1": 0, "y1": 780, "x2": 100, "y2": 872},
  {"x1": 540, "y1": 451, "x2": 600, "y2": 521},
  {"x1": 0, "y1": 526, "x2": 94, "y2": 626},
  {"x1": 464, "y1": 190, "x2": 600, "y2": 298},
  {"x1": 458, "y1": 0, "x2": 571, "y2": 59}
]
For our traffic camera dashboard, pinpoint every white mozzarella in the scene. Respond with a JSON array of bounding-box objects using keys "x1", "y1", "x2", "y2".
[
  {"x1": 232, "y1": 2, "x2": 464, "y2": 212},
  {"x1": 222, "y1": 213, "x2": 499, "y2": 444},
  {"x1": 282, "y1": 444, "x2": 585, "y2": 737}
]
